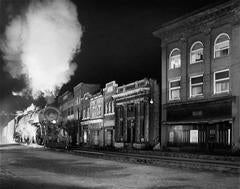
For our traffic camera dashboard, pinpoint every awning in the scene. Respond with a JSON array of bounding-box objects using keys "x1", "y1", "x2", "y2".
[{"x1": 162, "y1": 118, "x2": 232, "y2": 125}]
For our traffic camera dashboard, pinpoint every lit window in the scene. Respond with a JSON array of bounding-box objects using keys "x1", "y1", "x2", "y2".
[
  {"x1": 214, "y1": 69, "x2": 230, "y2": 94},
  {"x1": 169, "y1": 79, "x2": 181, "y2": 101},
  {"x1": 190, "y1": 75, "x2": 203, "y2": 97},
  {"x1": 83, "y1": 109, "x2": 86, "y2": 119},
  {"x1": 190, "y1": 41, "x2": 203, "y2": 64},
  {"x1": 214, "y1": 33, "x2": 230, "y2": 58},
  {"x1": 169, "y1": 48, "x2": 181, "y2": 69}
]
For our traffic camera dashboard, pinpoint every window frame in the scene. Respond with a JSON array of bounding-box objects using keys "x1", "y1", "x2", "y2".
[
  {"x1": 190, "y1": 74, "x2": 204, "y2": 98},
  {"x1": 214, "y1": 33, "x2": 230, "y2": 59},
  {"x1": 169, "y1": 48, "x2": 181, "y2": 70},
  {"x1": 213, "y1": 69, "x2": 230, "y2": 94},
  {"x1": 169, "y1": 78, "x2": 181, "y2": 101},
  {"x1": 190, "y1": 41, "x2": 204, "y2": 64}
]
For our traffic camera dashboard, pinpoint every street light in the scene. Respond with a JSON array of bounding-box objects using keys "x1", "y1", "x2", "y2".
[{"x1": 150, "y1": 99, "x2": 154, "y2": 104}]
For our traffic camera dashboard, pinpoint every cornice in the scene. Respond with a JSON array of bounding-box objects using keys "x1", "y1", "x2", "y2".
[{"x1": 154, "y1": 0, "x2": 239, "y2": 43}]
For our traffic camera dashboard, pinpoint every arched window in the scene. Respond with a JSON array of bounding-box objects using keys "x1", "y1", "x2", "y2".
[
  {"x1": 169, "y1": 48, "x2": 181, "y2": 69},
  {"x1": 190, "y1": 41, "x2": 203, "y2": 64},
  {"x1": 214, "y1": 33, "x2": 230, "y2": 58}
]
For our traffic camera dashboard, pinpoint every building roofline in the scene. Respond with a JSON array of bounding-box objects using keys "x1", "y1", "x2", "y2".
[{"x1": 153, "y1": 0, "x2": 237, "y2": 37}]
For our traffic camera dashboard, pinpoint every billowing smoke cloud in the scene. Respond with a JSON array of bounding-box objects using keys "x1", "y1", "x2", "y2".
[{"x1": 1, "y1": 0, "x2": 82, "y2": 98}]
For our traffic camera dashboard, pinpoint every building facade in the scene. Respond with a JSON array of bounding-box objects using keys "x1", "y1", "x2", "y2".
[
  {"x1": 58, "y1": 91, "x2": 75, "y2": 142},
  {"x1": 113, "y1": 78, "x2": 159, "y2": 149},
  {"x1": 73, "y1": 83, "x2": 100, "y2": 145},
  {"x1": 80, "y1": 93, "x2": 92, "y2": 145},
  {"x1": 153, "y1": 0, "x2": 240, "y2": 152},
  {"x1": 103, "y1": 81, "x2": 118, "y2": 147},
  {"x1": 88, "y1": 92, "x2": 104, "y2": 147}
]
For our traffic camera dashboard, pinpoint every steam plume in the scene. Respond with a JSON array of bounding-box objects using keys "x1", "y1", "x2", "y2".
[{"x1": 1, "y1": 0, "x2": 82, "y2": 98}]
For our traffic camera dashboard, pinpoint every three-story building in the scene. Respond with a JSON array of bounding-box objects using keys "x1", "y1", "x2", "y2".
[{"x1": 153, "y1": 0, "x2": 240, "y2": 152}]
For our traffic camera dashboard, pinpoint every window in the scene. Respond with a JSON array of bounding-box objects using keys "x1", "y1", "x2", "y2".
[
  {"x1": 214, "y1": 69, "x2": 230, "y2": 94},
  {"x1": 190, "y1": 75, "x2": 203, "y2": 97},
  {"x1": 169, "y1": 79, "x2": 181, "y2": 100},
  {"x1": 83, "y1": 109, "x2": 86, "y2": 118},
  {"x1": 112, "y1": 101, "x2": 114, "y2": 113},
  {"x1": 105, "y1": 103, "x2": 108, "y2": 114},
  {"x1": 109, "y1": 102, "x2": 112, "y2": 113},
  {"x1": 214, "y1": 33, "x2": 230, "y2": 58},
  {"x1": 169, "y1": 48, "x2": 181, "y2": 69},
  {"x1": 190, "y1": 41, "x2": 203, "y2": 64}
]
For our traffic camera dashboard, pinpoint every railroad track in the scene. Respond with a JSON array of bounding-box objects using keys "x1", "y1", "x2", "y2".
[{"x1": 48, "y1": 148, "x2": 239, "y2": 174}]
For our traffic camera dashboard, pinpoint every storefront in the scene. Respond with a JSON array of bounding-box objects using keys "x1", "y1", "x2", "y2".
[
  {"x1": 103, "y1": 119, "x2": 115, "y2": 147},
  {"x1": 163, "y1": 97, "x2": 233, "y2": 152}
]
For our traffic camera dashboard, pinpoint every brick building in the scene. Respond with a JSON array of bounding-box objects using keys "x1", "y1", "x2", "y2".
[
  {"x1": 80, "y1": 93, "x2": 92, "y2": 145},
  {"x1": 87, "y1": 92, "x2": 104, "y2": 147},
  {"x1": 103, "y1": 81, "x2": 118, "y2": 147},
  {"x1": 113, "y1": 78, "x2": 159, "y2": 149},
  {"x1": 153, "y1": 0, "x2": 240, "y2": 152},
  {"x1": 73, "y1": 83, "x2": 100, "y2": 145}
]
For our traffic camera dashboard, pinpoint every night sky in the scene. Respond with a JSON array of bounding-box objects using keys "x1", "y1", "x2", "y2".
[{"x1": 0, "y1": 0, "x2": 227, "y2": 116}]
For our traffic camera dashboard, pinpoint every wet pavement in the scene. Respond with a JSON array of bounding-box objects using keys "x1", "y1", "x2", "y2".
[{"x1": 0, "y1": 145, "x2": 239, "y2": 189}]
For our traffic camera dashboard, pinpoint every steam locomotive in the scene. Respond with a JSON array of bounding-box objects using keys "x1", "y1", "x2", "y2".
[{"x1": 15, "y1": 106, "x2": 70, "y2": 149}]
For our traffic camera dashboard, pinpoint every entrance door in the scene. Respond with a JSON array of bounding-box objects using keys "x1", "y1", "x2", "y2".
[
  {"x1": 126, "y1": 120, "x2": 135, "y2": 145},
  {"x1": 207, "y1": 125, "x2": 216, "y2": 152},
  {"x1": 106, "y1": 130, "x2": 113, "y2": 146}
]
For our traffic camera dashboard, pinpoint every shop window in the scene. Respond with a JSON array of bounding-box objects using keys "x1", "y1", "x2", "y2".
[
  {"x1": 214, "y1": 69, "x2": 230, "y2": 94},
  {"x1": 214, "y1": 33, "x2": 230, "y2": 58},
  {"x1": 190, "y1": 130, "x2": 198, "y2": 143},
  {"x1": 190, "y1": 75, "x2": 203, "y2": 97},
  {"x1": 190, "y1": 41, "x2": 203, "y2": 64},
  {"x1": 83, "y1": 131, "x2": 88, "y2": 143},
  {"x1": 119, "y1": 121, "x2": 124, "y2": 140},
  {"x1": 169, "y1": 79, "x2": 181, "y2": 101},
  {"x1": 169, "y1": 48, "x2": 181, "y2": 69}
]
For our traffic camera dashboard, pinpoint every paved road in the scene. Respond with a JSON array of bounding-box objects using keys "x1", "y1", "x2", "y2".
[{"x1": 0, "y1": 145, "x2": 239, "y2": 189}]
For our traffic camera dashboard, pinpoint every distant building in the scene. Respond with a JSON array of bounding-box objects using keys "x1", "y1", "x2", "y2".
[
  {"x1": 113, "y1": 78, "x2": 159, "y2": 149},
  {"x1": 80, "y1": 93, "x2": 92, "y2": 145},
  {"x1": 88, "y1": 92, "x2": 104, "y2": 146},
  {"x1": 103, "y1": 81, "x2": 118, "y2": 147},
  {"x1": 58, "y1": 91, "x2": 75, "y2": 143},
  {"x1": 73, "y1": 83, "x2": 100, "y2": 145},
  {"x1": 153, "y1": 0, "x2": 240, "y2": 152},
  {"x1": 58, "y1": 91, "x2": 74, "y2": 122}
]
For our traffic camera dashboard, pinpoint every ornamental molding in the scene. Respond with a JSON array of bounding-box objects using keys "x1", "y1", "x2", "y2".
[{"x1": 154, "y1": 0, "x2": 239, "y2": 43}]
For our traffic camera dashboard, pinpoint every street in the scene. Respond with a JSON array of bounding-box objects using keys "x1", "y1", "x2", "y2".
[{"x1": 0, "y1": 145, "x2": 239, "y2": 189}]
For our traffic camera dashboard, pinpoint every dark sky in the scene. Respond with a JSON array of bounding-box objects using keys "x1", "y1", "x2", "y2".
[{"x1": 0, "y1": 0, "x2": 228, "y2": 115}]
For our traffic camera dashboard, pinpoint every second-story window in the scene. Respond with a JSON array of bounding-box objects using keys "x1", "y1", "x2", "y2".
[
  {"x1": 169, "y1": 48, "x2": 181, "y2": 69},
  {"x1": 190, "y1": 75, "x2": 203, "y2": 97},
  {"x1": 83, "y1": 109, "x2": 86, "y2": 119},
  {"x1": 214, "y1": 69, "x2": 230, "y2": 94},
  {"x1": 214, "y1": 33, "x2": 230, "y2": 58},
  {"x1": 169, "y1": 79, "x2": 181, "y2": 101},
  {"x1": 190, "y1": 41, "x2": 203, "y2": 64}
]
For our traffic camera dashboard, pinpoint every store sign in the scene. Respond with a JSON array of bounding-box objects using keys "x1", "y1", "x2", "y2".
[{"x1": 190, "y1": 130, "x2": 198, "y2": 143}]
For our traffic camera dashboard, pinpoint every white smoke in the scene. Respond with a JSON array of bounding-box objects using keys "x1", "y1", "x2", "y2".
[{"x1": 1, "y1": 0, "x2": 82, "y2": 98}]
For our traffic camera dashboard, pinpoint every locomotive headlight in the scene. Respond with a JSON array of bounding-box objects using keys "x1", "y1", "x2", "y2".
[{"x1": 51, "y1": 120, "x2": 56, "y2": 124}]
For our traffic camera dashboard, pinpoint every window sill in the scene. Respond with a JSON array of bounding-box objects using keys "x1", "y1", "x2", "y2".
[
  {"x1": 190, "y1": 60, "x2": 203, "y2": 65},
  {"x1": 213, "y1": 54, "x2": 230, "y2": 60}
]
